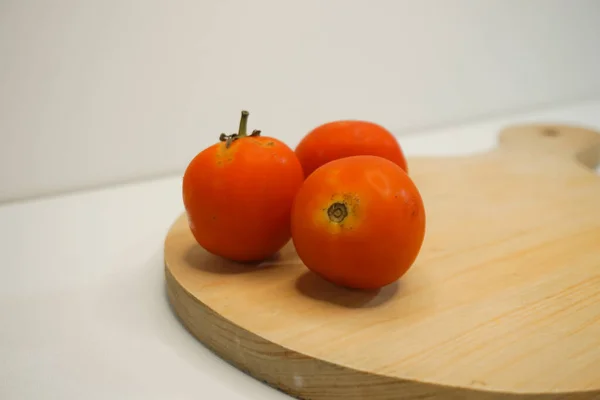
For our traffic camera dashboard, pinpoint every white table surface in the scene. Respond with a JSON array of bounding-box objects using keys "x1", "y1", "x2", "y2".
[{"x1": 2, "y1": 100, "x2": 600, "y2": 400}]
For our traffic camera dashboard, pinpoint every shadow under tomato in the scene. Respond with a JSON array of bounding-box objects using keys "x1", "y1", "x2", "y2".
[
  {"x1": 294, "y1": 271, "x2": 400, "y2": 309},
  {"x1": 183, "y1": 244, "x2": 288, "y2": 275}
]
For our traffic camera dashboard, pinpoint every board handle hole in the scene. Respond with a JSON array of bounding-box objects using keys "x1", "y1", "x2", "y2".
[{"x1": 541, "y1": 128, "x2": 560, "y2": 137}]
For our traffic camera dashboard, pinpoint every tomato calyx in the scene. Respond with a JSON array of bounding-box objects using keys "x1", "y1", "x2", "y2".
[
  {"x1": 219, "y1": 110, "x2": 262, "y2": 149},
  {"x1": 327, "y1": 202, "x2": 348, "y2": 223}
]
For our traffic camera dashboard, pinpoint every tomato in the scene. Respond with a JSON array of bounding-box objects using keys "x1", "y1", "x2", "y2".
[
  {"x1": 295, "y1": 120, "x2": 408, "y2": 178},
  {"x1": 291, "y1": 155, "x2": 425, "y2": 289},
  {"x1": 182, "y1": 110, "x2": 304, "y2": 262}
]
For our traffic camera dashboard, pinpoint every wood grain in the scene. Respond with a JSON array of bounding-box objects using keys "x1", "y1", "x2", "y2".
[{"x1": 164, "y1": 124, "x2": 600, "y2": 399}]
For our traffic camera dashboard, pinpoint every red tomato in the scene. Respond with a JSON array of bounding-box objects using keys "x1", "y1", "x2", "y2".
[
  {"x1": 182, "y1": 111, "x2": 305, "y2": 262},
  {"x1": 295, "y1": 120, "x2": 408, "y2": 178},
  {"x1": 291, "y1": 155, "x2": 425, "y2": 289}
]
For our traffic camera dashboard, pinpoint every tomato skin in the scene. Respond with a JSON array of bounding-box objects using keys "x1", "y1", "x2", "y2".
[
  {"x1": 291, "y1": 155, "x2": 425, "y2": 289},
  {"x1": 295, "y1": 120, "x2": 408, "y2": 178},
  {"x1": 182, "y1": 135, "x2": 304, "y2": 262}
]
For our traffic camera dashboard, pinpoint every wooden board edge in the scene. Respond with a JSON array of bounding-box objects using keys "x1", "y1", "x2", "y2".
[{"x1": 163, "y1": 259, "x2": 600, "y2": 399}]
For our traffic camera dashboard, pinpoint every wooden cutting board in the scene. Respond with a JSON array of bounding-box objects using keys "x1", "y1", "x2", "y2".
[{"x1": 164, "y1": 124, "x2": 600, "y2": 399}]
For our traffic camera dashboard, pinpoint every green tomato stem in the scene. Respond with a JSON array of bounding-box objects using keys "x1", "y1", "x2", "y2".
[
  {"x1": 219, "y1": 110, "x2": 261, "y2": 148},
  {"x1": 238, "y1": 110, "x2": 249, "y2": 137}
]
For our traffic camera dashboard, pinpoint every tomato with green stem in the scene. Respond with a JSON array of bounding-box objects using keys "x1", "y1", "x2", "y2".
[{"x1": 182, "y1": 110, "x2": 305, "y2": 262}]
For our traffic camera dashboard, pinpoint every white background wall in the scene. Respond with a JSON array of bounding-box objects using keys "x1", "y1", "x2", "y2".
[{"x1": 1, "y1": 0, "x2": 600, "y2": 203}]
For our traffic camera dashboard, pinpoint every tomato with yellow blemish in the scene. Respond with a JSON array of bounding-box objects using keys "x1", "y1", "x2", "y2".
[
  {"x1": 182, "y1": 111, "x2": 304, "y2": 262},
  {"x1": 291, "y1": 155, "x2": 426, "y2": 289}
]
